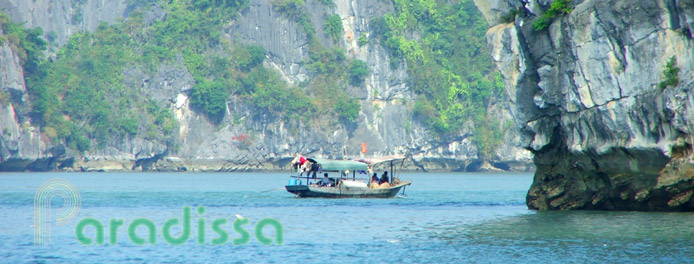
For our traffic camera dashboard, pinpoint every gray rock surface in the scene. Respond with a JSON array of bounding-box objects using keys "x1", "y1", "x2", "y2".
[
  {"x1": 0, "y1": 25, "x2": 52, "y2": 170},
  {"x1": 481, "y1": 0, "x2": 694, "y2": 210},
  {"x1": 0, "y1": 0, "x2": 533, "y2": 172},
  {"x1": 0, "y1": 0, "x2": 129, "y2": 45}
]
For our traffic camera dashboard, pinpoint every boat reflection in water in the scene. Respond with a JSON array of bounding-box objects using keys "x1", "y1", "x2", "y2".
[{"x1": 285, "y1": 156, "x2": 411, "y2": 198}]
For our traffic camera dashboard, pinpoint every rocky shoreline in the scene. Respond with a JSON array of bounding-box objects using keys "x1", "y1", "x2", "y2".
[{"x1": 1, "y1": 155, "x2": 535, "y2": 173}]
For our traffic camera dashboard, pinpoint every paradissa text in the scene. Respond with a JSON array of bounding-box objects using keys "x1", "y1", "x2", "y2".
[{"x1": 75, "y1": 206, "x2": 283, "y2": 246}]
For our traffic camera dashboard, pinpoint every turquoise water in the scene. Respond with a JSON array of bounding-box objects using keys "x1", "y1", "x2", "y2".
[{"x1": 1, "y1": 172, "x2": 694, "y2": 263}]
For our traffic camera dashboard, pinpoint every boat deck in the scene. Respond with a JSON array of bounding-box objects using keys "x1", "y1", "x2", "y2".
[{"x1": 285, "y1": 181, "x2": 411, "y2": 198}]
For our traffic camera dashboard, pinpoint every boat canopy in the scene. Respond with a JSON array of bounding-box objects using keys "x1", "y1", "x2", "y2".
[
  {"x1": 353, "y1": 155, "x2": 406, "y2": 165},
  {"x1": 307, "y1": 157, "x2": 368, "y2": 172}
]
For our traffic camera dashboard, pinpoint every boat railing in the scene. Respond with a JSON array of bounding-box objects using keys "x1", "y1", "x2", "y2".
[
  {"x1": 288, "y1": 156, "x2": 397, "y2": 186},
  {"x1": 289, "y1": 175, "x2": 371, "y2": 181}
]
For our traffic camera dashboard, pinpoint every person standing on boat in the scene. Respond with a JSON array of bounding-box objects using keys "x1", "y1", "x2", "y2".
[
  {"x1": 379, "y1": 171, "x2": 389, "y2": 185},
  {"x1": 291, "y1": 153, "x2": 302, "y2": 170},
  {"x1": 299, "y1": 157, "x2": 309, "y2": 175},
  {"x1": 320, "y1": 173, "x2": 331, "y2": 187},
  {"x1": 292, "y1": 153, "x2": 308, "y2": 175},
  {"x1": 371, "y1": 173, "x2": 379, "y2": 185},
  {"x1": 307, "y1": 162, "x2": 320, "y2": 179}
]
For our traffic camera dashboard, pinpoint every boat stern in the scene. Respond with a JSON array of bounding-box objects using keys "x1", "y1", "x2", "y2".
[{"x1": 285, "y1": 184, "x2": 310, "y2": 196}]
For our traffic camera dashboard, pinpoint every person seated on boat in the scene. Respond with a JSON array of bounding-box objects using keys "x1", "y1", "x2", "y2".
[
  {"x1": 320, "y1": 173, "x2": 332, "y2": 187},
  {"x1": 379, "y1": 171, "x2": 389, "y2": 185},
  {"x1": 371, "y1": 173, "x2": 379, "y2": 185}
]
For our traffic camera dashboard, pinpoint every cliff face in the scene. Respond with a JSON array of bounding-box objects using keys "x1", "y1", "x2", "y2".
[
  {"x1": 0, "y1": 27, "x2": 47, "y2": 170},
  {"x1": 0, "y1": 0, "x2": 533, "y2": 172},
  {"x1": 0, "y1": 0, "x2": 129, "y2": 45},
  {"x1": 170, "y1": 0, "x2": 532, "y2": 172},
  {"x1": 478, "y1": 0, "x2": 694, "y2": 210}
]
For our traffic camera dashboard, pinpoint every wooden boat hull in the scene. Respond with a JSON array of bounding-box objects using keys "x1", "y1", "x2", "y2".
[{"x1": 285, "y1": 182, "x2": 411, "y2": 198}]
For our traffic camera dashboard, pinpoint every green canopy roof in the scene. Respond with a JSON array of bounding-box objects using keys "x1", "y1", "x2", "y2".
[{"x1": 307, "y1": 158, "x2": 368, "y2": 172}]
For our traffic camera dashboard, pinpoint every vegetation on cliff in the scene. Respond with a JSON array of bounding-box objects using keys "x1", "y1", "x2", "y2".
[
  {"x1": 5, "y1": 1, "x2": 309, "y2": 151},
  {"x1": 532, "y1": 0, "x2": 574, "y2": 31},
  {"x1": 6, "y1": 1, "x2": 253, "y2": 150},
  {"x1": 0, "y1": 13, "x2": 45, "y2": 76},
  {"x1": 324, "y1": 14, "x2": 344, "y2": 43},
  {"x1": 370, "y1": 0, "x2": 505, "y2": 157},
  {"x1": 3, "y1": 0, "x2": 506, "y2": 158},
  {"x1": 659, "y1": 56, "x2": 680, "y2": 89},
  {"x1": 271, "y1": 0, "x2": 363, "y2": 125}
]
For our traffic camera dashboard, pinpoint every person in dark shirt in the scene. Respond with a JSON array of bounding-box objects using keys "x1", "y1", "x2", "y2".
[
  {"x1": 379, "y1": 171, "x2": 389, "y2": 185},
  {"x1": 307, "y1": 162, "x2": 319, "y2": 179},
  {"x1": 371, "y1": 173, "x2": 379, "y2": 184}
]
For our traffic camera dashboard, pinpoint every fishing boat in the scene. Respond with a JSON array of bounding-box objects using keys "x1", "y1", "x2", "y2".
[{"x1": 285, "y1": 156, "x2": 411, "y2": 198}]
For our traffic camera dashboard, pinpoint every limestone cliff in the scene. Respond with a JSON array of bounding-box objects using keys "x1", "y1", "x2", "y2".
[
  {"x1": 0, "y1": 0, "x2": 129, "y2": 45},
  {"x1": 0, "y1": 0, "x2": 533, "y2": 172},
  {"x1": 478, "y1": 0, "x2": 694, "y2": 210},
  {"x1": 0, "y1": 25, "x2": 48, "y2": 170}
]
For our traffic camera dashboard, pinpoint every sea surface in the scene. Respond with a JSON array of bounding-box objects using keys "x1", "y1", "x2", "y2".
[{"x1": 1, "y1": 172, "x2": 694, "y2": 263}]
